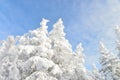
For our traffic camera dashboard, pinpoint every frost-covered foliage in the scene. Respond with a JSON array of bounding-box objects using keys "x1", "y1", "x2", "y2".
[
  {"x1": 0, "y1": 18, "x2": 120, "y2": 80},
  {"x1": 0, "y1": 18, "x2": 93, "y2": 80},
  {"x1": 115, "y1": 25, "x2": 120, "y2": 59},
  {"x1": 92, "y1": 64, "x2": 104, "y2": 80},
  {"x1": 99, "y1": 25, "x2": 120, "y2": 80}
]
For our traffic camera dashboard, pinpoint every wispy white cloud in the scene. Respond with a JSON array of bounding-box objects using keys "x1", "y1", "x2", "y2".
[{"x1": 65, "y1": 0, "x2": 120, "y2": 69}]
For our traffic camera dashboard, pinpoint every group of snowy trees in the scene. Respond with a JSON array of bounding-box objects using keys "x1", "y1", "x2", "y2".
[{"x1": 0, "y1": 18, "x2": 119, "y2": 80}]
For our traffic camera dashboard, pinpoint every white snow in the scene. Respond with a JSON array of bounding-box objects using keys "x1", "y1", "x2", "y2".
[{"x1": 0, "y1": 18, "x2": 120, "y2": 80}]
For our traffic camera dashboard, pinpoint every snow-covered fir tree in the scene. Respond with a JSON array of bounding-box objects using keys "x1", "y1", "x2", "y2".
[
  {"x1": 99, "y1": 42, "x2": 120, "y2": 80},
  {"x1": 115, "y1": 25, "x2": 120, "y2": 59},
  {"x1": 98, "y1": 25, "x2": 120, "y2": 80},
  {"x1": 92, "y1": 64, "x2": 104, "y2": 80}
]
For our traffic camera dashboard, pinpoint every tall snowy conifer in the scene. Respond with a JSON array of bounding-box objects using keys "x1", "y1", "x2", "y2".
[
  {"x1": 115, "y1": 25, "x2": 120, "y2": 59},
  {"x1": 92, "y1": 64, "x2": 104, "y2": 80},
  {"x1": 99, "y1": 42, "x2": 120, "y2": 80},
  {"x1": 73, "y1": 43, "x2": 90, "y2": 80},
  {"x1": 49, "y1": 18, "x2": 73, "y2": 68}
]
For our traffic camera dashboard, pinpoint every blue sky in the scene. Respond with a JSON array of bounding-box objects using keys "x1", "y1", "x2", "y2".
[{"x1": 0, "y1": 0, "x2": 120, "y2": 70}]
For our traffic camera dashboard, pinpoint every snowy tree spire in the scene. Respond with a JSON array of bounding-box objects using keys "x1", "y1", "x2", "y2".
[
  {"x1": 115, "y1": 25, "x2": 120, "y2": 45},
  {"x1": 115, "y1": 25, "x2": 120, "y2": 36},
  {"x1": 92, "y1": 64, "x2": 104, "y2": 80},
  {"x1": 114, "y1": 25, "x2": 120, "y2": 59},
  {"x1": 99, "y1": 41, "x2": 109, "y2": 54},
  {"x1": 49, "y1": 18, "x2": 72, "y2": 53},
  {"x1": 49, "y1": 18, "x2": 65, "y2": 39},
  {"x1": 75, "y1": 43, "x2": 85, "y2": 63},
  {"x1": 57, "y1": 18, "x2": 63, "y2": 24},
  {"x1": 40, "y1": 18, "x2": 49, "y2": 29},
  {"x1": 74, "y1": 43, "x2": 85, "y2": 65},
  {"x1": 71, "y1": 43, "x2": 90, "y2": 80},
  {"x1": 93, "y1": 64, "x2": 98, "y2": 71},
  {"x1": 92, "y1": 63, "x2": 99, "y2": 76},
  {"x1": 75, "y1": 43, "x2": 84, "y2": 54},
  {"x1": 38, "y1": 18, "x2": 49, "y2": 35}
]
